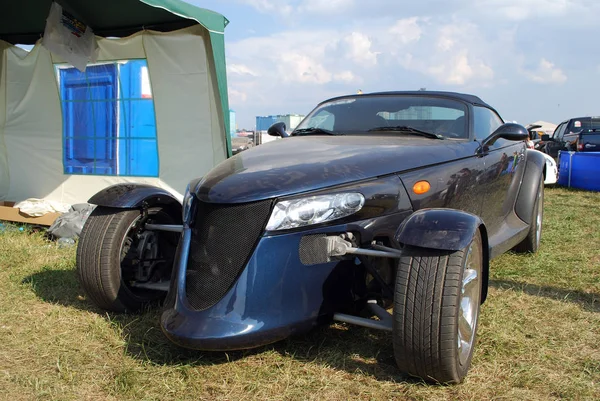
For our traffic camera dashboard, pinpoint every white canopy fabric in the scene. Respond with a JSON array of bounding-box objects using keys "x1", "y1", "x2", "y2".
[
  {"x1": 527, "y1": 120, "x2": 557, "y2": 135},
  {"x1": 0, "y1": 24, "x2": 227, "y2": 204}
]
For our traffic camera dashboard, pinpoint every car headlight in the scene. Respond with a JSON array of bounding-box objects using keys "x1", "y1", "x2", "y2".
[
  {"x1": 182, "y1": 184, "x2": 194, "y2": 223},
  {"x1": 266, "y1": 192, "x2": 365, "y2": 231}
]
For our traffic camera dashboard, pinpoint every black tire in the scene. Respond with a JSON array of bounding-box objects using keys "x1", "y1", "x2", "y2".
[
  {"x1": 77, "y1": 206, "x2": 178, "y2": 313},
  {"x1": 514, "y1": 175, "x2": 544, "y2": 253},
  {"x1": 393, "y1": 231, "x2": 483, "y2": 384}
]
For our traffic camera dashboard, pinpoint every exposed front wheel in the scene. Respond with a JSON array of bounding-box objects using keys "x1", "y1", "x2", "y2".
[
  {"x1": 76, "y1": 206, "x2": 179, "y2": 313},
  {"x1": 393, "y1": 231, "x2": 483, "y2": 384}
]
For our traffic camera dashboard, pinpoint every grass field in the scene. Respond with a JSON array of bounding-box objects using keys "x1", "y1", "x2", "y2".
[{"x1": 0, "y1": 186, "x2": 599, "y2": 400}]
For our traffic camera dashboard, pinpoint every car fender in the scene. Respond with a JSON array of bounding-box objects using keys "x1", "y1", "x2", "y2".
[
  {"x1": 514, "y1": 149, "x2": 545, "y2": 224},
  {"x1": 396, "y1": 208, "x2": 484, "y2": 251},
  {"x1": 88, "y1": 183, "x2": 182, "y2": 213},
  {"x1": 395, "y1": 208, "x2": 490, "y2": 303},
  {"x1": 539, "y1": 151, "x2": 557, "y2": 185}
]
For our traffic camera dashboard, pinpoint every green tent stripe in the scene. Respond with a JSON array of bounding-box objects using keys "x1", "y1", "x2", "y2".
[
  {"x1": 140, "y1": 0, "x2": 229, "y2": 33},
  {"x1": 208, "y1": 31, "x2": 232, "y2": 158}
]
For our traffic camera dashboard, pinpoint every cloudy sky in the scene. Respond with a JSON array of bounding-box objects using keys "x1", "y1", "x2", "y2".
[{"x1": 187, "y1": 0, "x2": 600, "y2": 129}]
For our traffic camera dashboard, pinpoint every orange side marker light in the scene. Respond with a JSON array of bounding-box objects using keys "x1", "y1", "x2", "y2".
[{"x1": 413, "y1": 181, "x2": 431, "y2": 195}]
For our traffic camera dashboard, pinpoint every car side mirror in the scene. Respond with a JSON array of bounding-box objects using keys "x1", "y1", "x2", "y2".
[
  {"x1": 267, "y1": 122, "x2": 289, "y2": 138},
  {"x1": 481, "y1": 123, "x2": 528, "y2": 148},
  {"x1": 541, "y1": 134, "x2": 551, "y2": 141}
]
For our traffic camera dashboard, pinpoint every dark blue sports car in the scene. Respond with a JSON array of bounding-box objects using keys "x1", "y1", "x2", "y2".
[{"x1": 77, "y1": 91, "x2": 545, "y2": 384}]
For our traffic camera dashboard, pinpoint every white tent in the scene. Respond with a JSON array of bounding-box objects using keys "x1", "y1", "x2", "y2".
[
  {"x1": 527, "y1": 120, "x2": 557, "y2": 135},
  {"x1": 0, "y1": 1, "x2": 231, "y2": 206}
]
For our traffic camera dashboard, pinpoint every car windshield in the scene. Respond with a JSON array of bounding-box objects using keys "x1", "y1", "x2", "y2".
[
  {"x1": 567, "y1": 117, "x2": 600, "y2": 133},
  {"x1": 293, "y1": 95, "x2": 469, "y2": 139}
]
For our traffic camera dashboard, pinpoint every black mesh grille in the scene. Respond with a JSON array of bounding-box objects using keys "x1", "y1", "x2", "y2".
[
  {"x1": 299, "y1": 234, "x2": 330, "y2": 265},
  {"x1": 185, "y1": 199, "x2": 272, "y2": 311}
]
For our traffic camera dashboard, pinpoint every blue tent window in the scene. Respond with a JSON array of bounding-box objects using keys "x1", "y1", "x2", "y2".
[{"x1": 56, "y1": 60, "x2": 159, "y2": 177}]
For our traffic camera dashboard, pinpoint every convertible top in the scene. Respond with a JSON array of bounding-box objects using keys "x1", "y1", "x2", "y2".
[{"x1": 322, "y1": 91, "x2": 496, "y2": 112}]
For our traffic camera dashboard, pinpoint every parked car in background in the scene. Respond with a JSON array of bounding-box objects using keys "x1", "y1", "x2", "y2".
[
  {"x1": 538, "y1": 150, "x2": 558, "y2": 185},
  {"x1": 526, "y1": 124, "x2": 545, "y2": 150},
  {"x1": 76, "y1": 91, "x2": 545, "y2": 385},
  {"x1": 525, "y1": 128, "x2": 557, "y2": 184},
  {"x1": 231, "y1": 137, "x2": 254, "y2": 155},
  {"x1": 542, "y1": 117, "x2": 600, "y2": 158}
]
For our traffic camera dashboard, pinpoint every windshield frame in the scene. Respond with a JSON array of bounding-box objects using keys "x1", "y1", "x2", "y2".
[{"x1": 293, "y1": 94, "x2": 472, "y2": 140}]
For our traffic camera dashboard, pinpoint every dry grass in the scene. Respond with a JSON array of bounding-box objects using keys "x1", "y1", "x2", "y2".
[{"x1": 0, "y1": 186, "x2": 599, "y2": 400}]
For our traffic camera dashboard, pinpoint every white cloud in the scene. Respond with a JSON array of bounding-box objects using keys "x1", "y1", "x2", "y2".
[
  {"x1": 343, "y1": 32, "x2": 378, "y2": 67},
  {"x1": 435, "y1": 25, "x2": 464, "y2": 52},
  {"x1": 477, "y1": 0, "x2": 575, "y2": 20},
  {"x1": 398, "y1": 53, "x2": 414, "y2": 70},
  {"x1": 227, "y1": 28, "x2": 374, "y2": 88},
  {"x1": 333, "y1": 70, "x2": 358, "y2": 82},
  {"x1": 437, "y1": 36, "x2": 454, "y2": 52},
  {"x1": 388, "y1": 19, "x2": 496, "y2": 86},
  {"x1": 228, "y1": 64, "x2": 259, "y2": 76},
  {"x1": 210, "y1": 0, "x2": 600, "y2": 129},
  {"x1": 427, "y1": 51, "x2": 494, "y2": 85},
  {"x1": 238, "y1": 0, "x2": 293, "y2": 15},
  {"x1": 237, "y1": 0, "x2": 358, "y2": 16},
  {"x1": 279, "y1": 53, "x2": 333, "y2": 84},
  {"x1": 524, "y1": 58, "x2": 567, "y2": 84},
  {"x1": 229, "y1": 88, "x2": 248, "y2": 103},
  {"x1": 299, "y1": 0, "x2": 355, "y2": 13},
  {"x1": 228, "y1": 16, "x2": 502, "y2": 97},
  {"x1": 389, "y1": 17, "x2": 422, "y2": 44}
]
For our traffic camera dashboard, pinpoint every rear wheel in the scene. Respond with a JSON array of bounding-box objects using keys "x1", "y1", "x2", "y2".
[
  {"x1": 77, "y1": 206, "x2": 179, "y2": 313},
  {"x1": 393, "y1": 231, "x2": 483, "y2": 384}
]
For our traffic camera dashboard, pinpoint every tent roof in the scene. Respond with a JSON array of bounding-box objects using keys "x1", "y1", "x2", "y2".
[
  {"x1": 0, "y1": 0, "x2": 233, "y2": 157},
  {"x1": 527, "y1": 120, "x2": 557, "y2": 131},
  {"x1": 530, "y1": 120, "x2": 556, "y2": 126},
  {"x1": 0, "y1": 0, "x2": 229, "y2": 44}
]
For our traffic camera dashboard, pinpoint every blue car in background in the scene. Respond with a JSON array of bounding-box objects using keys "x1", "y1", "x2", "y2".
[{"x1": 77, "y1": 91, "x2": 546, "y2": 384}]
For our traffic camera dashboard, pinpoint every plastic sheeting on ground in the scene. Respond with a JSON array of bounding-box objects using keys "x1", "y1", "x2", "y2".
[
  {"x1": 13, "y1": 198, "x2": 71, "y2": 217},
  {"x1": 47, "y1": 203, "x2": 96, "y2": 239}
]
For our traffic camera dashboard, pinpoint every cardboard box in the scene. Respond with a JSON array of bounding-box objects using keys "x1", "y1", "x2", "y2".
[{"x1": 0, "y1": 201, "x2": 61, "y2": 226}]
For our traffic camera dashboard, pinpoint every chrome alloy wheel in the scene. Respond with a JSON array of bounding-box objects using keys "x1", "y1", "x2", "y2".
[{"x1": 457, "y1": 242, "x2": 481, "y2": 366}]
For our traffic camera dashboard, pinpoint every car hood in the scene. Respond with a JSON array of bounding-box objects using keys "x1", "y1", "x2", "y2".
[{"x1": 195, "y1": 135, "x2": 479, "y2": 203}]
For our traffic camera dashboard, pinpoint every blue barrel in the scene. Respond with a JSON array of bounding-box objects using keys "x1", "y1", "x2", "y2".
[
  {"x1": 557, "y1": 151, "x2": 600, "y2": 191},
  {"x1": 557, "y1": 151, "x2": 572, "y2": 187}
]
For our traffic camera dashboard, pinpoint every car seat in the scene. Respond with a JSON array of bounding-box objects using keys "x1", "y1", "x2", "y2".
[
  {"x1": 334, "y1": 110, "x2": 389, "y2": 131},
  {"x1": 442, "y1": 116, "x2": 467, "y2": 138}
]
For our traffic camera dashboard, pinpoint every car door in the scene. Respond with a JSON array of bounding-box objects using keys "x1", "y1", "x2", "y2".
[
  {"x1": 473, "y1": 106, "x2": 526, "y2": 242},
  {"x1": 546, "y1": 122, "x2": 567, "y2": 158},
  {"x1": 394, "y1": 107, "x2": 485, "y2": 220},
  {"x1": 562, "y1": 119, "x2": 585, "y2": 151}
]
